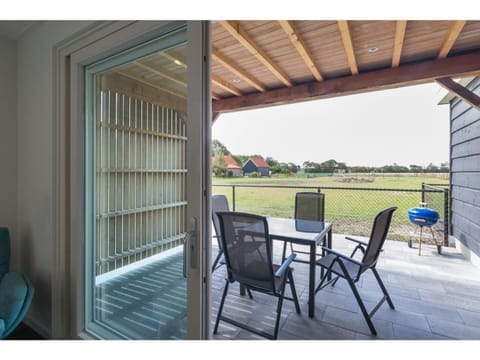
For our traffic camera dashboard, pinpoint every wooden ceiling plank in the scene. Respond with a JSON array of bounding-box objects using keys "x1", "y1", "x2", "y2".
[
  {"x1": 212, "y1": 74, "x2": 243, "y2": 96},
  {"x1": 438, "y1": 20, "x2": 467, "y2": 58},
  {"x1": 212, "y1": 48, "x2": 266, "y2": 92},
  {"x1": 161, "y1": 52, "x2": 187, "y2": 68},
  {"x1": 220, "y1": 20, "x2": 293, "y2": 87},
  {"x1": 337, "y1": 20, "x2": 359, "y2": 75},
  {"x1": 158, "y1": 52, "x2": 221, "y2": 100},
  {"x1": 392, "y1": 20, "x2": 408, "y2": 67},
  {"x1": 213, "y1": 50, "x2": 480, "y2": 113},
  {"x1": 135, "y1": 61, "x2": 187, "y2": 87},
  {"x1": 436, "y1": 77, "x2": 480, "y2": 109},
  {"x1": 278, "y1": 20, "x2": 323, "y2": 81},
  {"x1": 114, "y1": 69, "x2": 186, "y2": 99}
]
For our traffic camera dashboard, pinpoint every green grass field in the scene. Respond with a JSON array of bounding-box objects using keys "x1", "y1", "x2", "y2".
[{"x1": 212, "y1": 173, "x2": 449, "y2": 241}]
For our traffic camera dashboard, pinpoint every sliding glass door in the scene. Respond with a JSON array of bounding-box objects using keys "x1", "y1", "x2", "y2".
[{"x1": 82, "y1": 22, "x2": 210, "y2": 339}]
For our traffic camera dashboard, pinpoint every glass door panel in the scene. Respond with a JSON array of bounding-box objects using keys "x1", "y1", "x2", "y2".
[{"x1": 85, "y1": 26, "x2": 193, "y2": 339}]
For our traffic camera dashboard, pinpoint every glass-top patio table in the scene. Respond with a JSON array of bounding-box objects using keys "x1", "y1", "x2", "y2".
[{"x1": 266, "y1": 217, "x2": 332, "y2": 318}]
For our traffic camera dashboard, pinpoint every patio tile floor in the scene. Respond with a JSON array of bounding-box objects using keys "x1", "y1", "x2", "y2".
[{"x1": 211, "y1": 234, "x2": 480, "y2": 340}]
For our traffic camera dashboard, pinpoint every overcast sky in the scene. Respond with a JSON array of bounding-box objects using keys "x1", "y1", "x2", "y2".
[{"x1": 213, "y1": 83, "x2": 450, "y2": 168}]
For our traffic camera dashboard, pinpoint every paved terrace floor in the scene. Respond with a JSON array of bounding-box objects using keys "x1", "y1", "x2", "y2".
[{"x1": 211, "y1": 235, "x2": 480, "y2": 340}]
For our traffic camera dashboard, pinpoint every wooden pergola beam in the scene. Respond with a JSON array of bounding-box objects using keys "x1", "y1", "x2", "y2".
[
  {"x1": 436, "y1": 77, "x2": 480, "y2": 109},
  {"x1": 278, "y1": 20, "x2": 323, "y2": 81},
  {"x1": 392, "y1": 20, "x2": 407, "y2": 68},
  {"x1": 212, "y1": 112, "x2": 220, "y2": 124},
  {"x1": 438, "y1": 20, "x2": 467, "y2": 59},
  {"x1": 220, "y1": 20, "x2": 293, "y2": 87},
  {"x1": 213, "y1": 51, "x2": 480, "y2": 113},
  {"x1": 212, "y1": 48, "x2": 266, "y2": 92},
  {"x1": 212, "y1": 74, "x2": 242, "y2": 96},
  {"x1": 337, "y1": 20, "x2": 359, "y2": 75}
]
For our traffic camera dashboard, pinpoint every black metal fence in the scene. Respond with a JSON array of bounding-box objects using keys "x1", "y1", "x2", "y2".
[{"x1": 213, "y1": 183, "x2": 450, "y2": 245}]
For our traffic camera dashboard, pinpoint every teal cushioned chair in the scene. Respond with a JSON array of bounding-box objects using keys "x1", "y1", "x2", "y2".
[{"x1": 0, "y1": 227, "x2": 34, "y2": 339}]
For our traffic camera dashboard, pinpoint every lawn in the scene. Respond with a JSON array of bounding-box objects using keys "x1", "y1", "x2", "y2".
[{"x1": 212, "y1": 173, "x2": 449, "y2": 241}]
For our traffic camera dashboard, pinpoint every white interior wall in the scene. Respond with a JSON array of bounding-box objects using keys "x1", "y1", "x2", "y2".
[
  {"x1": 16, "y1": 21, "x2": 93, "y2": 337},
  {"x1": 0, "y1": 36, "x2": 18, "y2": 261}
]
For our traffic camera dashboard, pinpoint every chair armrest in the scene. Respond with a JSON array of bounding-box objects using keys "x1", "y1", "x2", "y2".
[
  {"x1": 320, "y1": 247, "x2": 363, "y2": 266},
  {"x1": 345, "y1": 236, "x2": 369, "y2": 247},
  {"x1": 346, "y1": 236, "x2": 384, "y2": 252},
  {"x1": 275, "y1": 253, "x2": 296, "y2": 278}
]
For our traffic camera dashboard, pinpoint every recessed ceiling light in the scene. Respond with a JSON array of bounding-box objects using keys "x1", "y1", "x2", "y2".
[
  {"x1": 173, "y1": 59, "x2": 183, "y2": 66},
  {"x1": 368, "y1": 47, "x2": 379, "y2": 53}
]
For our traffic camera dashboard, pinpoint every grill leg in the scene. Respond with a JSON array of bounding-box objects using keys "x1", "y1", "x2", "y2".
[{"x1": 418, "y1": 226, "x2": 423, "y2": 256}]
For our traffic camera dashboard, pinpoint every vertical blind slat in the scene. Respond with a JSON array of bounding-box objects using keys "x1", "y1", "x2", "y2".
[{"x1": 95, "y1": 89, "x2": 187, "y2": 274}]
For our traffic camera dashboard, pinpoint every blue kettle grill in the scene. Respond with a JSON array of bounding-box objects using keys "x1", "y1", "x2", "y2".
[{"x1": 407, "y1": 205, "x2": 442, "y2": 255}]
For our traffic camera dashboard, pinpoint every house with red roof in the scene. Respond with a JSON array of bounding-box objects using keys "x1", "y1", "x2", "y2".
[
  {"x1": 243, "y1": 157, "x2": 270, "y2": 177},
  {"x1": 213, "y1": 153, "x2": 243, "y2": 177},
  {"x1": 224, "y1": 154, "x2": 243, "y2": 177}
]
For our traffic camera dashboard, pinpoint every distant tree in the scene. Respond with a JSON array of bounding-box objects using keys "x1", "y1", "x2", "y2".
[
  {"x1": 234, "y1": 155, "x2": 250, "y2": 166},
  {"x1": 425, "y1": 163, "x2": 439, "y2": 173},
  {"x1": 212, "y1": 139, "x2": 230, "y2": 156},
  {"x1": 349, "y1": 166, "x2": 374, "y2": 173},
  {"x1": 266, "y1": 156, "x2": 279, "y2": 167},
  {"x1": 378, "y1": 163, "x2": 409, "y2": 173},
  {"x1": 286, "y1": 162, "x2": 299, "y2": 173},
  {"x1": 439, "y1": 162, "x2": 449, "y2": 172},
  {"x1": 409, "y1": 164, "x2": 423, "y2": 173},
  {"x1": 212, "y1": 152, "x2": 227, "y2": 176}
]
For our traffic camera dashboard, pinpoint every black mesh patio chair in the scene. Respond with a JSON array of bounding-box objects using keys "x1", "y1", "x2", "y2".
[
  {"x1": 314, "y1": 206, "x2": 397, "y2": 336},
  {"x1": 212, "y1": 195, "x2": 229, "y2": 272},
  {"x1": 213, "y1": 212, "x2": 301, "y2": 340},
  {"x1": 282, "y1": 192, "x2": 326, "y2": 261}
]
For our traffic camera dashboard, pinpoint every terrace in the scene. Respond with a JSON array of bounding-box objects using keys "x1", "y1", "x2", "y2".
[
  {"x1": 93, "y1": 228, "x2": 480, "y2": 340},
  {"x1": 211, "y1": 236, "x2": 480, "y2": 340}
]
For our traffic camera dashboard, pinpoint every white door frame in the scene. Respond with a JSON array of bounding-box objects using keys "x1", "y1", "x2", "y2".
[{"x1": 52, "y1": 20, "x2": 211, "y2": 339}]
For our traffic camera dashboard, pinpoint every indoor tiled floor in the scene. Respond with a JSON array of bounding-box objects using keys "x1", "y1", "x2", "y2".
[{"x1": 211, "y1": 235, "x2": 480, "y2": 340}]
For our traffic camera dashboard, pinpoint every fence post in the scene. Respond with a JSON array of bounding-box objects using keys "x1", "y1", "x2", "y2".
[
  {"x1": 232, "y1": 185, "x2": 236, "y2": 211},
  {"x1": 421, "y1": 182, "x2": 425, "y2": 204},
  {"x1": 443, "y1": 188, "x2": 449, "y2": 246}
]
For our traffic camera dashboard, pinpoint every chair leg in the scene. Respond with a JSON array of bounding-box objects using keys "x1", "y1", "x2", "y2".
[
  {"x1": 344, "y1": 274, "x2": 377, "y2": 336},
  {"x1": 273, "y1": 282, "x2": 287, "y2": 340},
  {"x1": 282, "y1": 241, "x2": 288, "y2": 261},
  {"x1": 372, "y1": 268, "x2": 394, "y2": 309},
  {"x1": 214, "y1": 279, "x2": 230, "y2": 334},
  {"x1": 212, "y1": 251, "x2": 223, "y2": 272},
  {"x1": 287, "y1": 270, "x2": 301, "y2": 314}
]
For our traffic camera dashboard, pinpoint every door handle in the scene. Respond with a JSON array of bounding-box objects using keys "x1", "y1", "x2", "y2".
[
  {"x1": 183, "y1": 232, "x2": 191, "y2": 278},
  {"x1": 183, "y1": 217, "x2": 197, "y2": 278}
]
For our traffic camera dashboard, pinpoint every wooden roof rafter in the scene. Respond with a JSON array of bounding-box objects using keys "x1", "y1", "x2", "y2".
[
  {"x1": 213, "y1": 51, "x2": 480, "y2": 113},
  {"x1": 337, "y1": 20, "x2": 359, "y2": 75},
  {"x1": 212, "y1": 74, "x2": 243, "y2": 96},
  {"x1": 438, "y1": 20, "x2": 467, "y2": 58},
  {"x1": 278, "y1": 20, "x2": 323, "y2": 81},
  {"x1": 158, "y1": 51, "x2": 222, "y2": 100},
  {"x1": 220, "y1": 20, "x2": 293, "y2": 87},
  {"x1": 135, "y1": 61, "x2": 187, "y2": 87},
  {"x1": 113, "y1": 69, "x2": 187, "y2": 99},
  {"x1": 392, "y1": 20, "x2": 408, "y2": 68},
  {"x1": 212, "y1": 48, "x2": 266, "y2": 92},
  {"x1": 436, "y1": 77, "x2": 480, "y2": 109}
]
